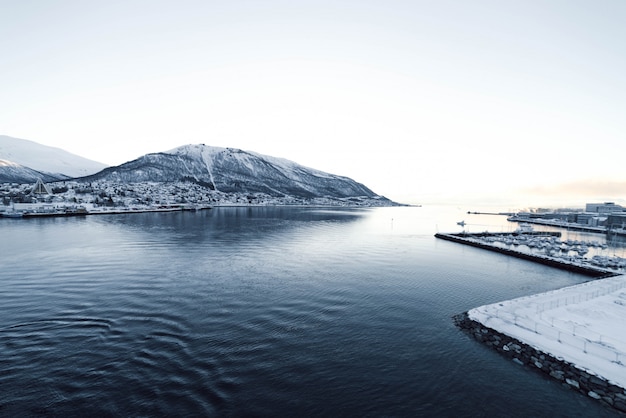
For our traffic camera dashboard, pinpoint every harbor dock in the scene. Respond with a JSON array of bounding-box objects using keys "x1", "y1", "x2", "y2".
[
  {"x1": 507, "y1": 215, "x2": 607, "y2": 234},
  {"x1": 435, "y1": 232, "x2": 618, "y2": 278}
]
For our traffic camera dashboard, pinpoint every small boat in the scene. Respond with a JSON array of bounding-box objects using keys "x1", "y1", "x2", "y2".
[
  {"x1": 515, "y1": 223, "x2": 534, "y2": 234},
  {"x1": 1, "y1": 211, "x2": 23, "y2": 218},
  {"x1": 457, "y1": 221, "x2": 466, "y2": 227}
]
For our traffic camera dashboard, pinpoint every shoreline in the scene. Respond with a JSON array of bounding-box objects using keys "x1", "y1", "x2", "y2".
[
  {"x1": 1, "y1": 203, "x2": 405, "y2": 219},
  {"x1": 454, "y1": 312, "x2": 626, "y2": 414},
  {"x1": 1, "y1": 205, "x2": 213, "y2": 219}
]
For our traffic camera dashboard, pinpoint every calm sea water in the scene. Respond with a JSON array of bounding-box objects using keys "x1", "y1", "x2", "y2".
[{"x1": 0, "y1": 206, "x2": 620, "y2": 417}]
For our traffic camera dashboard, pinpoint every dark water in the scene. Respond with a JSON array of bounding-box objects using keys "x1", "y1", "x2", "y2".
[{"x1": 0, "y1": 206, "x2": 619, "y2": 417}]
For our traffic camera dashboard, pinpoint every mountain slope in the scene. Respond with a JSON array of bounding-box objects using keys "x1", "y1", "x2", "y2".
[
  {"x1": 84, "y1": 144, "x2": 385, "y2": 200},
  {"x1": 0, "y1": 159, "x2": 63, "y2": 183},
  {"x1": 0, "y1": 135, "x2": 108, "y2": 180}
]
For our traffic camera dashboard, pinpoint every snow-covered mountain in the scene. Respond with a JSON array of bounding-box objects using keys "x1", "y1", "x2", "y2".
[
  {"x1": 84, "y1": 144, "x2": 389, "y2": 201},
  {"x1": 0, "y1": 135, "x2": 108, "y2": 182},
  {"x1": 0, "y1": 159, "x2": 63, "y2": 183}
]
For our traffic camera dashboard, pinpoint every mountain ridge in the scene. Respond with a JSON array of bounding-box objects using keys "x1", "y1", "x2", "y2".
[
  {"x1": 82, "y1": 144, "x2": 386, "y2": 201},
  {"x1": 1, "y1": 137, "x2": 399, "y2": 206},
  {"x1": 0, "y1": 159, "x2": 63, "y2": 183},
  {"x1": 0, "y1": 135, "x2": 108, "y2": 182}
]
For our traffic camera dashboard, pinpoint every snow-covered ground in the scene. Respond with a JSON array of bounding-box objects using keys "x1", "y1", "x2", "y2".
[{"x1": 469, "y1": 275, "x2": 626, "y2": 389}]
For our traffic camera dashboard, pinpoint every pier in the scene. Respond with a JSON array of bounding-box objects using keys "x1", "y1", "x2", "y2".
[
  {"x1": 435, "y1": 232, "x2": 618, "y2": 278},
  {"x1": 507, "y1": 216, "x2": 607, "y2": 234}
]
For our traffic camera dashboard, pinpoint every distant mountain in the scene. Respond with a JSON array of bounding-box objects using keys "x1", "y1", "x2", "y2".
[
  {"x1": 0, "y1": 159, "x2": 63, "y2": 183},
  {"x1": 0, "y1": 135, "x2": 108, "y2": 183},
  {"x1": 83, "y1": 144, "x2": 390, "y2": 201}
]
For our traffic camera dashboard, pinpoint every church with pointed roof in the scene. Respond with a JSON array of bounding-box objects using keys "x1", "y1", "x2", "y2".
[{"x1": 30, "y1": 178, "x2": 53, "y2": 196}]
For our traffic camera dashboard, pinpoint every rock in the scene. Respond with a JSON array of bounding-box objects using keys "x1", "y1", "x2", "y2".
[
  {"x1": 607, "y1": 385, "x2": 623, "y2": 394},
  {"x1": 550, "y1": 370, "x2": 565, "y2": 381},
  {"x1": 589, "y1": 375, "x2": 608, "y2": 387},
  {"x1": 534, "y1": 361, "x2": 543, "y2": 369},
  {"x1": 614, "y1": 393, "x2": 626, "y2": 402},
  {"x1": 614, "y1": 400, "x2": 626, "y2": 413},
  {"x1": 588, "y1": 391, "x2": 601, "y2": 400},
  {"x1": 566, "y1": 378, "x2": 580, "y2": 389}
]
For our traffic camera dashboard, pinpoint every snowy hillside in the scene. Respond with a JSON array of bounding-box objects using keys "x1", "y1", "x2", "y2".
[
  {"x1": 0, "y1": 159, "x2": 62, "y2": 183},
  {"x1": 83, "y1": 144, "x2": 390, "y2": 201},
  {"x1": 0, "y1": 135, "x2": 108, "y2": 180}
]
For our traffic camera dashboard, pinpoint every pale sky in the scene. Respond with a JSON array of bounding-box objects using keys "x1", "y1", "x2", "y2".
[{"x1": 1, "y1": 0, "x2": 625, "y2": 208}]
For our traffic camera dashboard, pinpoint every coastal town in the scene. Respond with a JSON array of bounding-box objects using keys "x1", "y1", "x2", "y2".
[{"x1": 0, "y1": 178, "x2": 391, "y2": 218}]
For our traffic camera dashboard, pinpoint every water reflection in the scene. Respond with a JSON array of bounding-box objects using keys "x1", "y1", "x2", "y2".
[
  {"x1": 0, "y1": 206, "x2": 619, "y2": 417},
  {"x1": 91, "y1": 207, "x2": 368, "y2": 244}
]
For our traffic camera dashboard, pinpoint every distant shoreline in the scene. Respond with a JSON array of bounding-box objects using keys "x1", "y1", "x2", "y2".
[{"x1": 1, "y1": 203, "x2": 419, "y2": 219}]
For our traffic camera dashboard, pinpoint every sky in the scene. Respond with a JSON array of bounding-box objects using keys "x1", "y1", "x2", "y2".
[{"x1": 1, "y1": 0, "x2": 625, "y2": 208}]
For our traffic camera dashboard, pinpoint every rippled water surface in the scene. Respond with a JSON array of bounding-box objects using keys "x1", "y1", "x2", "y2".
[{"x1": 0, "y1": 206, "x2": 619, "y2": 416}]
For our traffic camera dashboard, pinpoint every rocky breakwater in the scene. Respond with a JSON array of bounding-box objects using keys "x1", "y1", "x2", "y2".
[{"x1": 454, "y1": 312, "x2": 626, "y2": 414}]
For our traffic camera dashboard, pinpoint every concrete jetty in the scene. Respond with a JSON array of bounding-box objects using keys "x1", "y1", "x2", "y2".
[
  {"x1": 435, "y1": 232, "x2": 618, "y2": 278},
  {"x1": 455, "y1": 312, "x2": 626, "y2": 413}
]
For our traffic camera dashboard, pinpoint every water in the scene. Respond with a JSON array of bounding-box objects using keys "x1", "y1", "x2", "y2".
[{"x1": 0, "y1": 206, "x2": 619, "y2": 417}]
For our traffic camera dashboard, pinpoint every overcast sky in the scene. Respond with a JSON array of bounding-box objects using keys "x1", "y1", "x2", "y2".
[{"x1": 1, "y1": 0, "x2": 624, "y2": 208}]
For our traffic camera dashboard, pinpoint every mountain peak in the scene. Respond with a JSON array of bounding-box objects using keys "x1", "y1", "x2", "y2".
[
  {"x1": 1, "y1": 137, "x2": 397, "y2": 205},
  {"x1": 86, "y1": 143, "x2": 389, "y2": 202}
]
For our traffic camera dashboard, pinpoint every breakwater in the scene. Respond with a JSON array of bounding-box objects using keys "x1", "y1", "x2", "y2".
[
  {"x1": 435, "y1": 232, "x2": 618, "y2": 278},
  {"x1": 454, "y1": 312, "x2": 626, "y2": 414},
  {"x1": 507, "y1": 216, "x2": 607, "y2": 234}
]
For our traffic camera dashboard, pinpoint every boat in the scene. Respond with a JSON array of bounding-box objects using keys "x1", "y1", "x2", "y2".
[
  {"x1": 514, "y1": 223, "x2": 534, "y2": 234},
  {"x1": 1, "y1": 211, "x2": 23, "y2": 218},
  {"x1": 2, "y1": 200, "x2": 23, "y2": 218},
  {"x1": 457, "y1": 221, "x2": 466, "y2": 227}
]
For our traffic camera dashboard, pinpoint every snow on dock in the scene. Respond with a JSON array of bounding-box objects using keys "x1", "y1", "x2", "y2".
[{"x1": 469, "y1": 275, "x2": 626, "y2": 389}]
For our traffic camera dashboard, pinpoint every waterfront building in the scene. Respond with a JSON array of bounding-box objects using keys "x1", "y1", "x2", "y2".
[
  {"x1": 576, "y1": 212, "x2": 607, "y2": 227},
  {"x1": 607, "y1": 213, "x2": 626, "y2": 230},
  {"x1": 586, "y1": 202, "x2": 624, "y2": 213}
]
